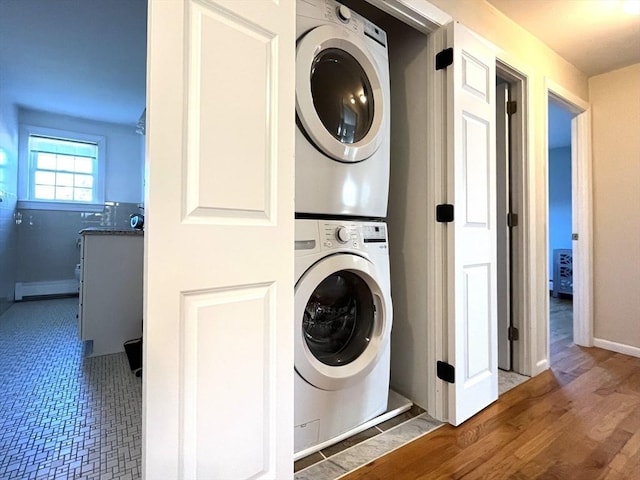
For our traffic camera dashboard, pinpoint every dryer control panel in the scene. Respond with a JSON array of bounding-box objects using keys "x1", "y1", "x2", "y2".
[{"x1": 321, "y1": 0, "x2": 387, "y2": 47}]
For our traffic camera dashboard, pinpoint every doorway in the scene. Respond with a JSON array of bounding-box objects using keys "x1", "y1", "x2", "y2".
[
  {"x1": 495, "y1": 64, "x2": 528, "y2": 390},
  {"x1": 546, "y1": 81, "x2": 593, "y2": 356},
  {"x1": 547, "y1": 99, "x2": 574, "y2": 358}
]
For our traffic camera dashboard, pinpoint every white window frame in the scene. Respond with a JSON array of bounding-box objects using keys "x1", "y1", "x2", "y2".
[{"x1": 18, "y1": 125, "x2": 106, "y2": 211}]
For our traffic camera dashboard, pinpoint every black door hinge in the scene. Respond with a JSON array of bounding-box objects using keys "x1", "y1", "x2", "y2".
[
  {"x1": 507, "y1": 100, "x2": 517, "y2": 115},
  {"x1": 507, "y1": 212, "x2": 518, "y2": 228},
  {"x1": 508, "y1": 326, "x2": 519, "y2": 341},
  {"x1": 436, "y1": 204, "x2": 454, "y2": 223},
  {"x1": 435, "y1": 47, "x2": 454, "y2": 70},
  {"x1": 437, "y1": 361, "x2": 455, "y2": 384}
]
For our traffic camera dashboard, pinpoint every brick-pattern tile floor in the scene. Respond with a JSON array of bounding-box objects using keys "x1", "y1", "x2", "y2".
[{"x1": 0, "y1": 298, "x2": 142, "y2": 479}]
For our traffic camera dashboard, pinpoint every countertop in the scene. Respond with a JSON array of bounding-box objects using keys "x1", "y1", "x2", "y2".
[{"x1": 79, "y1": 227, "x2": 144, "y2": 236}]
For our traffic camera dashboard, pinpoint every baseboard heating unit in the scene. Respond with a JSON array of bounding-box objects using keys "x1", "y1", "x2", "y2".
[{"x1": 15, "y1": 280, "x2": 79, "y2": 301}]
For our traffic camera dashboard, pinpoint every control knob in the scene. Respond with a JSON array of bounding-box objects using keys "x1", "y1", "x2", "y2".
[
  {"x1": 337, "y1": 5, "x2": 351, "y2": 22},
  {"x1": 335, "y1": 226, "x2": 350, "y2": 243}
]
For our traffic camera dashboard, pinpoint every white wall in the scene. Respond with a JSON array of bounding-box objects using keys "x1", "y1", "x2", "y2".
[
  {"x1": 19, "y1": 108, "x2": 143, "y2": 203},
  {"x1": 425, "y1": 0, "x2": 589, "y2": 372},
  {"x1": 589, "y1": 63, "x2": 640, "y2": 352}
]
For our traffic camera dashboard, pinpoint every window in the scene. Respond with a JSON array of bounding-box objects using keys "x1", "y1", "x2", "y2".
[
  {"x1": 30, "y1": 136, "x2": 97, "y2": 202},
  {"x1": 19, "y1": 125, "x2": 105, "y2": 210}
]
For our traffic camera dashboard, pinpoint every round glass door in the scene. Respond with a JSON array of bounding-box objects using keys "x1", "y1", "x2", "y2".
[
  {"x1": 310, "y1": 48, "x2": 374, "y2": 145},
  {"x1": 296, "y1": 24, "x2": 386, "y2": 163},
  {"x1": 303, "y1": 270, "x2": 374, "y2": 366},
  {"x1": 294, "y1": 253, "x2": 391, "y2": 390}
]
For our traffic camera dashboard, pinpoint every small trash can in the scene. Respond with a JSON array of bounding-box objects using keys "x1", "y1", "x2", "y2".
[{"x1": 124, "y1": 337, "x2": 142, "y2": 377}]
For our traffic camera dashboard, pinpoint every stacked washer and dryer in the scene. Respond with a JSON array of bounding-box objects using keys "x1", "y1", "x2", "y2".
[{"x1": 294, "y1": 0, "x2": 394, "y2": 456}]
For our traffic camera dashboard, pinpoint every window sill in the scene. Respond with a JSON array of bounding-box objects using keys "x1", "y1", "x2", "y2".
[{"x1": 17, "y1": 200, "x2": 105, "y2": 213}]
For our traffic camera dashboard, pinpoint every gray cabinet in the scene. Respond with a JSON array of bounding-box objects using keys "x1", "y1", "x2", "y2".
[{"x1": 78, "y1": 230, "x2": 143, "y2": 356}]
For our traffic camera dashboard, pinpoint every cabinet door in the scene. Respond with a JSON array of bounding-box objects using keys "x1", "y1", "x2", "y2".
[
  {"x1": 78, "y1": 238, "x2": 85, "y2": 340},
  {"x1": 80, "y1": 235, "x2": 143, "y2": 355}
]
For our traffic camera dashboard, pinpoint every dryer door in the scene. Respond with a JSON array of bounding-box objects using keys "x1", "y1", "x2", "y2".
[
  {"x1": 295, "y1": 254, "x2": 391, "y2": 391},
  {"x1": 296, "y1": 24, "x2": 386, "y2": 163}
]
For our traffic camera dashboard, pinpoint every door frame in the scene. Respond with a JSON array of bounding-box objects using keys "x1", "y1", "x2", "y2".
[
  {"x1": 366, "y1": 0, "x2": 451, "y2": 422},
  {"x1": 545, "y1": 79, "x2": 593, "y2": 349},
  {"x1": 495, "y1": 60, "x2": 530, "y2": 376},
  {"x1": 364, "y1": 0, "x2": 537, "y2": 418}
]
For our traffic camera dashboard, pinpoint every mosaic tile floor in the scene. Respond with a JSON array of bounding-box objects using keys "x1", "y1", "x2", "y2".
[{"x1": 0, "y1": 298, "x2": 142, "y2": 480}]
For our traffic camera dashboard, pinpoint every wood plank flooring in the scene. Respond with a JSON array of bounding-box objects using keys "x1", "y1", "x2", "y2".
[{"x1": 342, "y1": 298, "x2": 640, "y2": 479}]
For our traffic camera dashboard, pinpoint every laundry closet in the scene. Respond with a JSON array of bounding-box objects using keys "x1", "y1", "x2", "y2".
[
  {"x1": 336, "y1": 0, "x2": 501, "y2": 427},
  {"x1": 143, "y1": 0, "x2": 501, "y2": 474},
  {"x1": 292, "y1": 0, "x2": 477, "y2": 458},
  {"x1": 340, "y1": 0, "x2": 437, "y2": 416}
]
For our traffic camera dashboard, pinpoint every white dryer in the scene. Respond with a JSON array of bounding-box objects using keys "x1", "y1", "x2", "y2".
[
  {"x1": 294, "y1": 219, "x2": 392, "y2": 456},
  {"x1": 296, "y1": 0, "x2": 391, "y2": 218}
]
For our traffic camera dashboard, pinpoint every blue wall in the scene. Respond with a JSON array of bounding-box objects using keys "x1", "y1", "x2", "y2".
[
  {"x1": 14, "y1": 109, "x2": 144, "y2": 284},
  {"x1": 549, "y1": 147, "x2": 573, "y2": 280},
  {"x1": 548, "y1": 100, "x2": 573, "y2": 284}
]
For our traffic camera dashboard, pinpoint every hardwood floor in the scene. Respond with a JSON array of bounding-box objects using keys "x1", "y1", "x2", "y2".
[{"x1": 342, "y1": 298, "x2": 640, "y2": 479}]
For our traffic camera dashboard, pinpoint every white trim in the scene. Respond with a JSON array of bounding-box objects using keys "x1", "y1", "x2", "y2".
[
  {"x1": 534, "y1": 358, "x2": 549, "y2": 375},
  {"x1": 426, "y1": 20, "x2": 448, "y2": 423},
  {"x1": 366, "y1": 0, "x2": 451, "y2": 34},
  {"x1": 571, "y1": 112, "x2": 593, "y2": 347},
  {"x1": 593, "y1": 338, "x2": 640, "y2": 358},
  {"x1": 495, "y1": 59, "x2": 532, "y2": 377},
  {"x1": 15, "y1": 279, "x2": 79, "y2": 301},
  {"x1": 545, "y1": 79, "x2": 594, "y2": 353},
  {"x1": 545, "y1": 80, "x2": 589, "y2": 111}
]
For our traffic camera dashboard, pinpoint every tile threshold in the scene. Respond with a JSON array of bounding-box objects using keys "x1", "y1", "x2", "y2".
[
  {"x1": 295, "y1": 412, "x2": 444, "y2": 480},
  {"x1": 294, "y1": 389, "x2": 412, "y2": 462}
]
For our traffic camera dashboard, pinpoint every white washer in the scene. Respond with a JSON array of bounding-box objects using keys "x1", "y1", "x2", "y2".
[
  {"x1": 294, "y1": 219, "x2": 392, "y2": 456},
  {"x1": 296, "y1": 0, "x2": 391, "y2": 218}
]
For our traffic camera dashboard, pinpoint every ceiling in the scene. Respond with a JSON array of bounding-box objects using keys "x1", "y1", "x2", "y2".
[
  {"x1": 487, "y1": 0, "x2": 640, "y2": 76},
  {"x1": 0, "y1": 0, "x2": 147, "y2": 126},
  {"x1": 1, "y1": 0, "x2": 638, "y2": 127}
]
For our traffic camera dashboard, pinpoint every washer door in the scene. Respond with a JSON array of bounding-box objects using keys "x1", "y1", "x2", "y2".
[
  {"x1": 296, "y1": 24, "x2": 386, "y2": 163},
  {"x1": 295, "y1": 254, "x2": 391, "y2": 391}
]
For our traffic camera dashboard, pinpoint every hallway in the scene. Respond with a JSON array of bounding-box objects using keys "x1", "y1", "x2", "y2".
[{"x1": 341, "y1": 296, "x2": 640, "y2": 479}]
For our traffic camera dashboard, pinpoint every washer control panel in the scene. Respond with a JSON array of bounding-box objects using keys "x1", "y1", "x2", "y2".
[
  {"x1": 319, "y1": 221, "x2": 388, "y2": 250},
  {"x1": 321, "y1": 222, "x2": 360, "y2": 249},
  {"x1": 362, "y1": 224, "x2": 387, "y2": 243}
]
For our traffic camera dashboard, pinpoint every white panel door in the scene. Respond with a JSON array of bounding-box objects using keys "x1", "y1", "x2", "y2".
[
  {"x1": 441, "y1": 22, "x2": 498, "y2": 425},
  {"x1": 144, "y1": 1, "x2": 295, "y2": 479}
]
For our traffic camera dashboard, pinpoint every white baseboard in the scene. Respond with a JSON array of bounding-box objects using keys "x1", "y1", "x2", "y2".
[
  {"x1": 533, "y1": 358, "x2": 549, "y2": 376},
  {"x1": 15, "y1": 279, "x2": 79, "y2": 301},
  {"x1": 593, "y1": 338, "x2": 640, "y2": 358}
]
